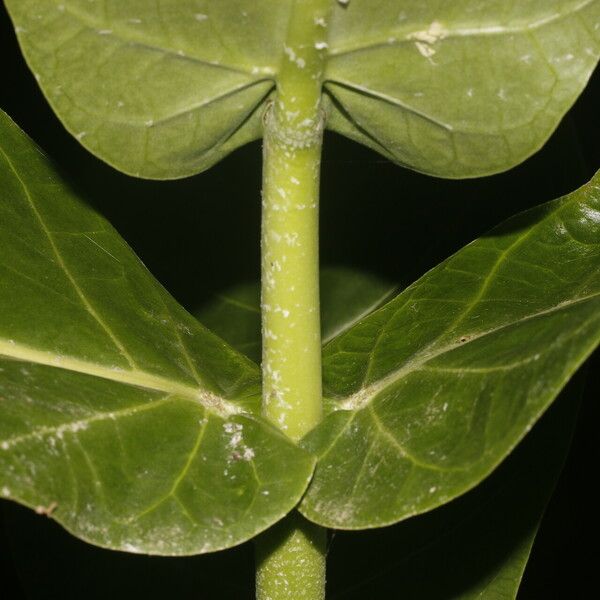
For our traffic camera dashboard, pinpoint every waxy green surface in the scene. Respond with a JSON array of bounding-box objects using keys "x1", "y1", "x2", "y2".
[
  {"x1": 299, "y1": 170, "x2": 600, "y2": 528},
  {"x1": 327, "y1": 376, "x2": 582, "y2": 600},
  {"x1": 5, "y1": 0, "x2": 600, "y2": 178},
  {"x1": 0, "y1": 110, "x2": 315, "y2": 555}
]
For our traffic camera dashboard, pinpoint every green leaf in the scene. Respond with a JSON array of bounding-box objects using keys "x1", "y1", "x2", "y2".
[
  {"x1": 6, "y1": 1, "x2": 600, "y2": 179},
  {"x1": 299, "y1": 170, "x2": 600, "y2": 529},
  {"x1": 3, "y1": 0, "x2": 289, "y2": 179},
  {"x1": 325, "y1": 0, "x2": 600, "y2": 177},
  {"x1": 326, "y1": 374, "x2": 583, "y2": 600},
  {"x1": 0, "y1": 109, "x2": 315, "y2": 555},
  {"x1": 196, "y1": 267, "x2": 397, "y2": 364}
]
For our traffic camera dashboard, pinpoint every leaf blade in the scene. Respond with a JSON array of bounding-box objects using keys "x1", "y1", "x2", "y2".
[
  {"x1": 325, "y1": 374, "x2": 583, "y2": 600},
  {"x1": 3, "y1": 0, "x2": 292, "y2": 178},
  {"x1": 0, "y1": 109, "x2": 315, "y2": 555},
  {"x1": 325, "y1": 0, "x2": 600, "y2": 177},
  {"x1": 299, "y1": 171, "x2": 600, "y2": 528}
]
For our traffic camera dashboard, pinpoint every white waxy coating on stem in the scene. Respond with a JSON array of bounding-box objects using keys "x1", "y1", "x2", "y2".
[{"x1": 256, "y1": 2, "x2": 331, "y2": 599}]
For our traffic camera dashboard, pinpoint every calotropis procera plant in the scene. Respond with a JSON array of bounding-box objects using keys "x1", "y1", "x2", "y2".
[{"x1": 1, "y1": 0, "x2": 599, "y2": 598}]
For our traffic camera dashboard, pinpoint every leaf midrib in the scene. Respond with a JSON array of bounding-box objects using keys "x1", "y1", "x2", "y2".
[
  {"x1": 335, "y1": 292, "x2": 600, "y2": 411},
  {"x1": 0, "y1": 338, "x2": 239, "y2": 416}
]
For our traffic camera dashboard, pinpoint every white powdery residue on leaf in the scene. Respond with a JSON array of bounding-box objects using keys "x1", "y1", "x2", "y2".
[
  {"x1": 408, "y1": 21, "x2": 446, "y2": 59},
  {"x1": 1, "y1": 486, "x2": 10, "y2": 497},
  {"x1": 194, "y1": 13, "x2": 208, "y2": 22},
  {"x1": 223, "y1": 422, "x2": 255, "y2": 462},
  {"x1": 581, "y1": 205, "x2": 600, "y2": 224}
]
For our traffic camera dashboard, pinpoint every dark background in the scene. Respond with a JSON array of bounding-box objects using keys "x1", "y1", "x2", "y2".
[{"x1": 0, "y1": 3, "x2": 599, "y2": 598}]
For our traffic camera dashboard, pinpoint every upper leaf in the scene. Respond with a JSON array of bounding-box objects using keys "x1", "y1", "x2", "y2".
[
  {"x1": 299, "y1": 170, "x2": 600, "y2": 528},
  {"x1": 4, "y1": 0, "x2": 291, "y2": 178},
  {"x1": 5, "y1": 0, "x2": 600, "y2": 179},
  {"x1": 325, "y1": 0, "x2": 600, "y2": 177},
  {"x1": 0, "y1": 109, "x2": 315, "y2": 555}
]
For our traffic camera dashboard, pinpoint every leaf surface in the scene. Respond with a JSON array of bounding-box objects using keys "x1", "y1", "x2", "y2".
[
  {"x1": 0, "y1": 110, "x2": 314, "y2": 555},
  {"x1": 196, "y1": 267, "x2": 397, "y2": 363},
  {"x1": 300, "y1": 170, "x2": 600, "y2": 528},
  {"x1": 5, "y1": 0, "x2": 600, "y2": 179},
  {"x1": 326, "y1": 375, "x2": 582, "y2": 600},
  {"x1": 325, "y1": 0, "x2": 600, "y2": 177},
  {"x1": 3, "y1": 0, "x2": 292, "y2": 178}
]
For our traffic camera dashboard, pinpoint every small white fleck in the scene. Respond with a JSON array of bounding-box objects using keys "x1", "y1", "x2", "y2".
[
  {"x1": 1, "y1": 441, "x2": 9, "y2": 450},
  {"x1": 315, "y1": 41, "x2": 328, "y2": 50},
  {"x1": 429, "y1": 486, "x2": 437, "y2": 493},
  {"x1": 97, "y1": 29, "x2": 113, "y2": 35},
  {"x1": 415, "y1": 42, "x2": 435, "y2": 58},
  {"x1": 76, "y1": 131, "x2": 87, "y2": 140},
  {"x1": 314, "y1": 17, "x2": 327, "y2": 27},
  {"x1": 1, "y1": 486, "x2": 10, "y2": 497},
  {"x1": 194, "y1": 13, "x2": 208, "y2": 22}
]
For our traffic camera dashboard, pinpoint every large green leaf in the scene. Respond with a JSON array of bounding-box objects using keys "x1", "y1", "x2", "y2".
[
  {"x1": 3, "y1": 0, "x2": 290, "y2": 179},
  {"x1": 196, "y1": 267, "x2": 397, "y2": 363},
  {"x1": 325, "y1": 0, "x2": 600, "y2": 177},
  {"x1": 5, "y1": 0, "x2": 600, "y2": 179},
  {"x1": 299, "y1": 170, "x2": 600, "y2": 528},
  {"x1": 0, "y1": 109, "x2": 315, "y2": 555},
  {"x1": 326, "y1": 375, "x2": 583, "y2": 600}
]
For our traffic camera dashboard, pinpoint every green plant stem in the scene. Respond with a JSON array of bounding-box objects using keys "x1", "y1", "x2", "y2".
[{"x1": 256, "y1": 1, "x2": 331, "y2": 599}]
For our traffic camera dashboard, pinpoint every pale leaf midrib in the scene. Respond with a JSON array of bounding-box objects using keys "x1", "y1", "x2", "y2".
[
  {"x1": 0, "y1": 392, "x2": 175, "y2": 450},
  {"x1": 0, "y1": 339, "x2": 239, "y2": 416},
  {"x1": 0, "y1": 144, "x2": 137, "y2": 369},
  {"x1": 336, "y1": 292, "x2": 600, "y2": 411}
]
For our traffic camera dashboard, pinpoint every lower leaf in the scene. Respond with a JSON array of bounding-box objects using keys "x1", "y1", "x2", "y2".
[
  {"x1": 0, "y1": 109, "x2": 314, "y2": 555},
  {"x1": 300, "y1": 170, "x2": 600, "y2": 529},
  {"x1": 325, "y1": 373, "x2": 583, "y2": 599}
]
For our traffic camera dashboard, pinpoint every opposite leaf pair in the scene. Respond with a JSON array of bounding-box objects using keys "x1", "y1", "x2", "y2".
[
  {"x1": 5, "y1": 0, "x2": 600, "y2": 179},
  {"x1": 1, "y1": 110, "x2": 599, "y2": 560}
]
